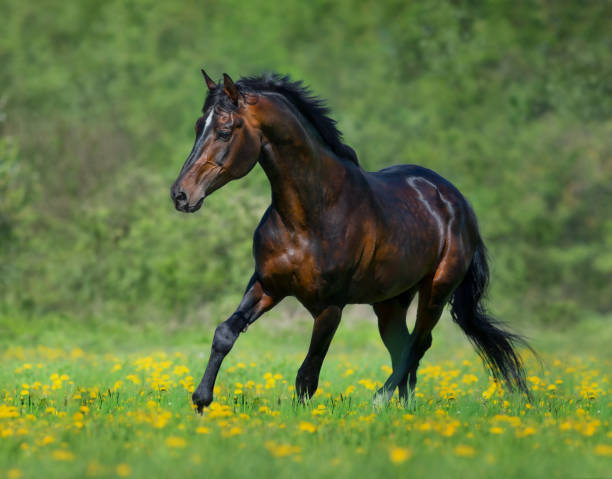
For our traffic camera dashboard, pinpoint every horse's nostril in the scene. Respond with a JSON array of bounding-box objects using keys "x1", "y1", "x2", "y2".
[{"x1": 175, "y1": 191, "x2": 187, "y2": 203}]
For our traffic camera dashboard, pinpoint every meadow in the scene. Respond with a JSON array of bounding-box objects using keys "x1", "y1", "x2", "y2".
[
  {"x1": 2, "y1": 1, "x2": 611, "y2": 478},
  {"x1": 1, "y1": 308, "x2": 610, "y2": 479}
]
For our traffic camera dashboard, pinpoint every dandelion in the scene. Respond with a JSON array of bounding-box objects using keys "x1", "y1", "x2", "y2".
[
  {"x1": 221, "y1": 426, "x2": 242, "y2": 437},
  {"x1": 196, "y1": 426, "x2": 210, "y2": 434},
  {"x1": 357, "y1": 379, "x2": 377, "y2": 391},
  {"x1": 461, "y1": 374, "x2": 479, "y2": 384},
  {"x1": 126, "y1": 374, "x2": 141, "y2": 385},
  {"x1": 441, "y1": 422, "x2": 457, "y2": 437},
  {"x1": 265, "y1": 441, "x2": 301, "y2": 457},
  {"x1": 454, "y1": 445, "x2": 475, "y2": 457},
  {"x1": 344, "y1": 385, "x2": 355, "y2": 395},
  {"x1": 165, "y1": 436, "x2": 187, "y2": 448},
  {"x1": 490, "y1": 426, "x2": 504, "y2": 435},
  {"x1": 594, "y1": 444, "x2": 612, "y2": 456},
  {"x1": 172, "y1": 365, "x2": 190, "y2": 376},
  {"x1": 0, "y1": 405, "x2": 19, "y2": 418},
  {"x1": 116, "y1": 463, "x2": 132, "y2": 477},
  {"x1": 516, "y1": 427, "x2": 537, "y2": 438},
  {"x1": 389, "y1": 447, "x2": 412, "y2": 464},
  {"x1": 51, "y1": 449, "x2": 76, "y2": 461},
  {"x1": 311, "y1": 404, "x2": 327, "y2": 416},
  {"x1": 299, "y1": 421, "x2": 317, "y2": 433}
]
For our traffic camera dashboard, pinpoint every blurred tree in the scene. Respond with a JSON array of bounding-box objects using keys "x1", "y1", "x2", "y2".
[{"x1": 0, "y1": 0, "x2": 610, "y2": 325}]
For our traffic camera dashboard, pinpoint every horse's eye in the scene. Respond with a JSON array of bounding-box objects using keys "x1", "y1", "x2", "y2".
[{"x1": 216, "y1": 130, "x2": 232, "y2": 141}]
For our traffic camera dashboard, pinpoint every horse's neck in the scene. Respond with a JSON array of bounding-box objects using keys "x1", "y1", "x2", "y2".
[{"x1": 259, "y1": 139, "x2": 350, "y2": 230}]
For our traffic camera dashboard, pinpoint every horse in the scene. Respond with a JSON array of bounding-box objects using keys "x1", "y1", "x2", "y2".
[{"x1": 170, "y1": 70, "x2": 531, "y2": 412}]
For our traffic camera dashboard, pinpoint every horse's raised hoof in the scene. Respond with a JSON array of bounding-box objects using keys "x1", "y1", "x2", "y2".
[{"x1": 192, "y1": 390, "x2": 213, "y2": 414}]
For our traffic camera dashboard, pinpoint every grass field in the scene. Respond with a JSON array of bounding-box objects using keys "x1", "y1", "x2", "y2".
[{"x1": 0, "y1": 306, "x2": 610, "y2": 479}]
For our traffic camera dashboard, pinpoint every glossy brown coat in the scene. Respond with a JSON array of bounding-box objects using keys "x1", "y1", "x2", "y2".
[{"x1": 170, "y1": 72, "x2": 529, "y2": 411}]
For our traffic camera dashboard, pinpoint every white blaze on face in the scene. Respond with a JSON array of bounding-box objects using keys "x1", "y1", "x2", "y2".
[{"x1": 202, "y1": 109, "x2": 214, "y2": 139}]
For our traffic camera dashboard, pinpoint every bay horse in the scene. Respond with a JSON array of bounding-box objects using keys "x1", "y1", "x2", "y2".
[{"x1": 171, "y1": 71, "x2": 530, "y2": 412}]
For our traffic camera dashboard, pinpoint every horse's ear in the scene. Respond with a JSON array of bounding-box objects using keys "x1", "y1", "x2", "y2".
[
  {"x1": 201, "y1": 69, "x2": 216, "y2": 91},
  {"x1": 223, "y1": 73, "x2": 240, "y2": 105}
]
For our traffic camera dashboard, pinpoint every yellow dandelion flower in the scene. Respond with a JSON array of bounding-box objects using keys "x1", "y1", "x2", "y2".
[
  {"x1": 594, "y1": 444, "x2": 612, "y2": 456},
  {"x1": 172, "y1": 365, "x2": 190, "y2": 376},
  {"x1": 454, "y1": 445, "x2": 475, "y2": 457},
  {"x1": 516, "y1": 427, "x2": 536, "y2": 438},
  {"x1": 389, "y1": 447, "x2": 412, "y2": 464},
  {"x1": 299, "y1": 421, "x2": 317, "y2": 433},
  {"x1": 441, "y1": 423, "x2": 457, "y2": 437},
  {"x1": 165, "y1": 436, "x2": 187, "y2": 448},
  {"x1": 196, "y1": 426, "x2": 210, "y2": 434},
  {"x1": 116, "y1": 463, "x2": 132, "y2": 477},
  {"x1": 7, "y1": 469, "x2": 22, "y2": 479},
  {"x1": 265, "y1": 441, "x2": 301, "y2": 457},
  {"x1": 490, "y1": 426, "x2": 504, "y2": 435},
  {"x1": 221, "y1": 427, "x2": 243, "y2": 438},
  {"x1": 126, "y1": 374, "x2": 141, "y2": 385},
  {"x1": 344, "y1": 385, "x2": 355, "y2": 395},
  {"x1": 51, "y1": 449, "x2": 75, "y2": 461},
  {"x1": 311, "y1": 404, "x2": 327, "y2": 416}
]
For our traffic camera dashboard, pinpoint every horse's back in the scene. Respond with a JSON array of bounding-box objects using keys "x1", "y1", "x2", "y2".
[
  {"x1": 372, "y1": 164, "x2": 461, "y2": 196},
  {"x1": 369, "y1": 163, "x2": 475, "y2": 222}
]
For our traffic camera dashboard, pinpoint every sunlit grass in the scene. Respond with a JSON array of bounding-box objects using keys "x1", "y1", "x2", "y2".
[{"x1": 0, "y1": 334, "x2": 609, "y2": 479}]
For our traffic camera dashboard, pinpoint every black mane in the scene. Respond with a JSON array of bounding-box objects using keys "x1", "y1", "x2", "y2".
[{"x1": 203, "y1": 73, "x2": 358, "y2": 165}]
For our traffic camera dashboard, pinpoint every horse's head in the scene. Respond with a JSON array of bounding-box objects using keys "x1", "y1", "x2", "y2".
[{"x1": 171, "y1": 71, "x2": 261, "y2": 213}]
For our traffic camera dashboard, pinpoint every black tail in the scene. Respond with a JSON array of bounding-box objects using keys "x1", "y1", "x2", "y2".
[{"x1": 450, "y1": 240, "x2": 531, "y2": 395}]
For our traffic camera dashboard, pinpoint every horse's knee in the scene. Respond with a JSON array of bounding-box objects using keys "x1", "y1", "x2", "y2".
[{"x1": 212, "y1": 322, "x2": 237, "y2": 355}]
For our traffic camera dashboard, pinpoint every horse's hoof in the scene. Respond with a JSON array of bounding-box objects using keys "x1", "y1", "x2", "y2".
[
  {"x1": 192, "y1": 390, "x2": 213, "y2": 413},
  {"x1": 372, "y1": 388, "x2": 393, "y2": 408}
]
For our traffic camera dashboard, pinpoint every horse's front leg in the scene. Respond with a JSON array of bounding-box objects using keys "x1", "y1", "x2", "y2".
[
  {"x1": 192, "y1": 275, "x2": 277, "y2": 412},
  {"x1": 296, "y1": 305, "x2": 342, "y2": 401}
]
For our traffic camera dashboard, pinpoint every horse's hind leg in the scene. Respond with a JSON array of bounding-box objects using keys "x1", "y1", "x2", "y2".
[
  {"x1": 406, "y1": 250, "x2": 471, "y2": 393},
  {"x1": 373, "y1": 290, "x2": 416, "y2": 401},
  {"x1": 405, "y1": 276, "x2": 447, "y2": 394},
  {"x1": 374, "y1": 256, "x2": 469, "y2": 402}
]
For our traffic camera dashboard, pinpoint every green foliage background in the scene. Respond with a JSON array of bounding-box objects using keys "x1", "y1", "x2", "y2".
[{"x1": 1, "y1": 0, "x2": 611, "y2": 329}]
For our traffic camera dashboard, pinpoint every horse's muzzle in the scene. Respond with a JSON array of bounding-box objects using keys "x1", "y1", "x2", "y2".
[{"x1": 170, "y1": 185, "x2": 204, "y2": 213}]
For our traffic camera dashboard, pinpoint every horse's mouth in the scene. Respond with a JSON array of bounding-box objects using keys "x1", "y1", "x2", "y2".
[{"x1": 185, "y1": 196, "x2": 205, "y2": 213}]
